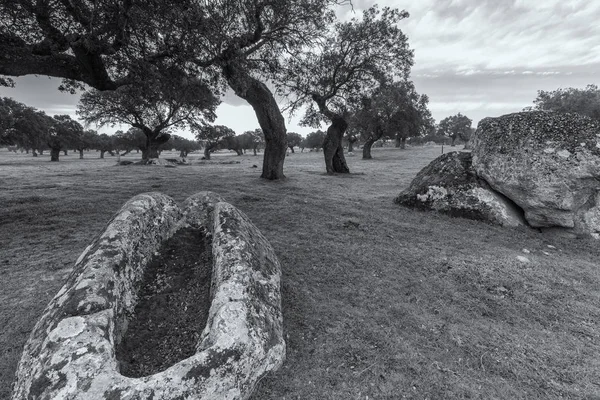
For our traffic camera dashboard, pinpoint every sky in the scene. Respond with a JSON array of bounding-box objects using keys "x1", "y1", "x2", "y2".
[{"x1": 1, "y1": 0, "x2": 599, "y2": 139}]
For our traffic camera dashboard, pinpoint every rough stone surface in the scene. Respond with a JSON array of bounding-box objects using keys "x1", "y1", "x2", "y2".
[
  {"x1": 471, "y1": 111, "x2": 600, "y2": 237},
  {"x1": 12, "y1": 192, "x2": 285, "y2": 400},
  {"x1": 395, "y1": 151, "x2": 526, "y2": 227}
]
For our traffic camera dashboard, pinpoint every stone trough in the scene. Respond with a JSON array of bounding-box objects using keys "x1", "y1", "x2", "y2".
[{"x1": 12, "y1": 192, "x2": 285, "y2": 400}]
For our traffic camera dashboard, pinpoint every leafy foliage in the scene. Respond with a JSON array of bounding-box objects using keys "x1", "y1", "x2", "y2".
[
  {"x1": 0, "y1": 1, "x2": 198, "y2": 90},
  {"x1": 532, "y1": 84, "x2": 600, "y2": 120},
  {"x1": 276, "y1": 5, "x2": 414, "y2": 124},
  {"x1": 49, "y1": 115, "x2": 83, "y2": 151},
  {"x1": 351, "y1": 81, "x2": 433, "y2": 145},
  {"x1": 195, "y1": 124, "x2": 236, "y2": 158},
  {"x1": 169, "y1": 135, "x2": 202, "y2": 157},
  {"x1": 0, "y1": 97, "x2": 52, "y2": 151},
  {"x1": 302, "y1": 130, "x2": 326, "y2": 150},
  {"x1": 286, "y1": 132, "x2": 303, "y2": 152},
  {"x1": 438, "y1": 113, "x2": 472, "y2": 145},
  {"x1": 78, "y1": 76, "x2": 219, "y2": 134}
]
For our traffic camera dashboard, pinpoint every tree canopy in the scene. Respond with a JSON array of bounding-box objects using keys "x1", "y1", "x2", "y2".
[
  {"x1": 0, "y1": 97, "x2": 53, "y2": 154},
  {"x1": 77, "y1": 75, "x2": 219, "y2": 160},
  {"x1": 438, "y1": 113, "x2": 472, "y2": 146},
  {"x1": 532, "y1": 84, "x2": 600, "y2": 121},
  {"x1": 286, "y1": 132, "x2": 303, "y2": 153},
  {"x1": 350, "y1": 81, "x2": 432, "y2": 158},
  {"x1": 195, "y1": 124, "x2": 236, "y2": 160},
  {"x1": 0, "y1": 1, "x2": 193, "y2": 91},
  {"x1": 276, "y1": 5, "x2": 414, "y2": 173}
]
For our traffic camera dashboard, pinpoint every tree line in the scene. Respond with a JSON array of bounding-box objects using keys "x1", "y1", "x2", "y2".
[
  {"x1": 0, "y1": 1, "x2": 431, "y2": 177},
  {"x1": 1, "y1": 1, "x2": 596, "y2": 175}
]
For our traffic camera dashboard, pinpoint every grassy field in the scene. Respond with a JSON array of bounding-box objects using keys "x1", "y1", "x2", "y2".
[{"x1": 1, "y1": 146, "x2": 599, "y2": 399}]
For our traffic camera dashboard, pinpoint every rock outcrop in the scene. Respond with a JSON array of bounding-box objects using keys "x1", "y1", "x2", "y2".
[
  {"x1": 12, "y1": 192, "x2": 285, "y2": 400},
  {"x1": 395, "y1": 151, "x2": 525, "y2": 227},
  {"x1": 471, "y1": 111, "x2": 600, "y2": 237}
]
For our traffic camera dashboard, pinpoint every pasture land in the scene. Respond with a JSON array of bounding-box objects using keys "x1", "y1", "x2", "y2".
[{"x1": 1, "y1": 146, "x2": 599, "y2": 399}]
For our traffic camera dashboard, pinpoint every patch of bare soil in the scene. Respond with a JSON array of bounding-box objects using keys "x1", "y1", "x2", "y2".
[{"x1": 116, "y1": 227, "x2": 212, "y2": 378}]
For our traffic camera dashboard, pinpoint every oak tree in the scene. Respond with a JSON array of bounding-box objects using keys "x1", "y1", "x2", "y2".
[
  {"x1": 0, "y1": 1, "x2": 192, "y2": 91},
  {"x1": 77, "y1": 75, "x2": 219, "y2": 161},
  {"x1": 276, "y1": 6, "x2": 414, "y2": 173},
  {"x1": 195, "y1": 125, "x2": 236, "y2": 160},
  {"x1": 438, "y1": 113, "x2": 472, "y2": 146},
  {"x1": 533, "y1": 84, "x2": 600, "y2": 120},
  {"x1": 286, "y1": 132, "x2": 303, "y2": 153},
  {"x1": 49, "y1": 115, "x2": 83, "y2": 161}
]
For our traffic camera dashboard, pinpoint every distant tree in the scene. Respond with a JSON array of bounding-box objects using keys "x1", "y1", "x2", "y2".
[
  {"x1": 345, "y1": 134, "x2": 358, "y2": 153},
  {"x1": 351, "y1": 81, "x2": 432, "y2": 159},
  {"x1": 0, "y1": 97, "x2": 19, "y2": 146},
  {"x1": 302, "y1": 130, "x2": 326, "y2": 152},
  {"x1": 286, "y1": 132, "x2": 303, "y2": 153},
  {"x1": 241, "y1": 129, "x2": 264, "y2": 156},
  {"x1": 96, "y1": 134, "x2": 115, "y2": 159},
  {"x1": 195, "y1": 125, "x2": 236, "y2": 160},
  {"x1": 221, "y1": 135, "x2": 245, "y2": 156},
  {"x1": 73, "y1": 129, "x2": 99, "y2": 159},
  {"x1": 77, "y1": 74, "x2": 219, "y2": 161},
  {"x1": 170, "y1": 135, "x2": 202, "y2": 158},
  {"x1": 0, "y1": 97, "x2": 51, "y2": 154},
  {"x1": 438, "y1": 113, "x2": 472, "y2": 146},
  {"x1": 277, "y1": 6, "x2": 414, "y2": 174},
  {"x1": 49, "y1": 115, "x2": 83, "y2": 161},
  {"x1": 113, "y1": 128, "x2": 145, "y2": 156},
  {"x1": 532, "y1": 84, "x2": 600, "y2": 120}
]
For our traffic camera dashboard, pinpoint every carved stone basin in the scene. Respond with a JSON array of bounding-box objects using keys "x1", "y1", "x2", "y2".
[{"x1": 12, "y1": 192, "x2": 285, "y2": 400}]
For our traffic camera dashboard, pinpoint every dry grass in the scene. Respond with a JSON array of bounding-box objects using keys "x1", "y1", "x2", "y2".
[{"x1": 1, "y1": 146, "x2": 599, "y2": 399}]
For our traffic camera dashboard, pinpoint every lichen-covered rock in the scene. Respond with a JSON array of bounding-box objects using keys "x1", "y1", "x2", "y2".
[
  {"x1": 395, "y1": 151, "x2": 525, "y2": 227},
  {"x1": 471, "y1": 111, "x2": 600, "y2": 237},
  {"x1": 12, "y1": 192, "x2": 285, "y2": 400}
]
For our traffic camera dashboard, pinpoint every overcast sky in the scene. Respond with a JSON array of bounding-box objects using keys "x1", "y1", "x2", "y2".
[{"x1": 1, "y1": 0, "x2": 598, "y2": 138}]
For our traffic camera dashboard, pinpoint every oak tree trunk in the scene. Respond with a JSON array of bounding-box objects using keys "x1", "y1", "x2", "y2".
[
  {"x1": 79, "y1": 149, "x2": 84, "y2": 159},
  {"x1": 100, "y1": 150, "x2": 106, "y2": 159},
  {"x1": 323, "y1": 116, "x2": 349, "y2": 174},
  {"x1": 204, "y1": 147, "x2": 212, "y2": 160},
  {"x1": 362, "y1": 138, "x2": 376, "y2": 159},
  {"x1": 222, "y1": 62, "x2": 286, "y2": 180},
  {"x1": 362, "y1": 126, "x2": 385, "y2": 160},
  {"x1": 50, "y1": 147, "x2": 60, "y2": 161}
]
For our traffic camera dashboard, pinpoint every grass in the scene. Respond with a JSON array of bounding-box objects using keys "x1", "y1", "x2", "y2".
[{"x1": 1, "y1": 146, "x2": 599, "y2": 399}]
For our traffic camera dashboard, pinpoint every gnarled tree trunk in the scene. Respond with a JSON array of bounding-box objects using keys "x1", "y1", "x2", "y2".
[
  {"x1": 140, "y1": 128, "x2": 170, "y2": 161},
  {"x1": 50, "y1": 147, "x2": 60, "y2": 161},
  {"x1": 79, "y1": 149, "x2": 84, "y2": 159},
  {"x1": 222, "y1": 62, "x2": 287, "y2": 180},
  {"x1": 362, "y1": 138, "x2": 376, "y2": 159},
  {"x1": 322, "y1": 116, "x2": 349, "y2": 174},
  {"x1": 311, "y1": 95, "x2": 349, "y2": 174},
  {"x1": 362, "y1": 126, "x2": 384, "y2": 160}
]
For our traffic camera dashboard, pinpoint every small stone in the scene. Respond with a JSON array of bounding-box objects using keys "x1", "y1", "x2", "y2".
[
  {"x1": 557, "y1": 149, "x2": 571, "y2": 159},
  {"x1": 522, "y1": 248, "x2": 530, "y2": 254},
  {"x1": 516, "y1": 255, "x2": 530, "y2": 263},
  {"x1": 547, "y1": 245, "x2": 557, "y2": 249},
  {"x1": 542, "y1": 251, "x2": 550, "y2": 256}
]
